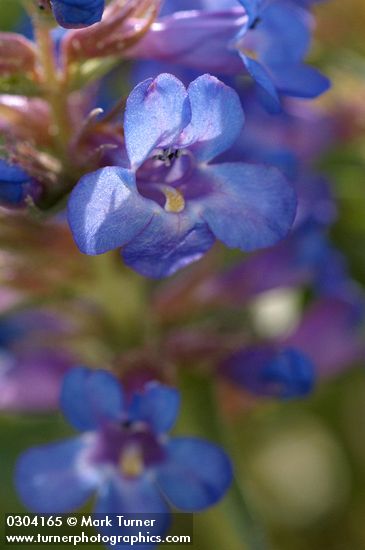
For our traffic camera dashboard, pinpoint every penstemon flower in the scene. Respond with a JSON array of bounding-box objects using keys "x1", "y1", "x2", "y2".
[
  {"x1": 127, "y1": 0, "x2": 330, "y2": 110},
  {"x1": 235, "y1": 0, "x2": 330, "y2": 110},
  {"x1": 16, "y1": 368, "x2": 233, "y2": 522},
  {"x1": 68, "y1": 73, "x2": 296, "y2": 277}
]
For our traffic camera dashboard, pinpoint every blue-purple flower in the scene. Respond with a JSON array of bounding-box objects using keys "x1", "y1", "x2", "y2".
[
  {"x1": 127, "y1": 2, "x2": 329, "y2": 110},
  {"x1": 236, "y1": 0, "x2": 330, "y2": 110},
  {"x1": 16, "y1": 367, "x2": 233, "y2": 528},
  {"x1": 220, "y1": 345, "x2": 315, "y2": 398},
  {"x1": 0, "y1": 159, "x2": 39, "y2": 207},
  {"x1": 68, "y1": 73, "x2": 296, "y2": 278},
  {"x1": 50, "y1": 0, "x2": 104, "y2": 29}
]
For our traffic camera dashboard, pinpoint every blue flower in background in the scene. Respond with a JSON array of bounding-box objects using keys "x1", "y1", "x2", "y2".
[
  {"x1": 236, "y1": 0, "x2": 330, "y2": 110},
  {"x1": 0, "y1": 159, "x2": 39, "y2": 207},
  {"x1": 16, "y1": 368, "x2": 233, "y2": 530},
  {"x1": 127, "y1": 2, "x2": 329, "y2": 110},
  {"x1": 50, "y1": 0, "x2": 104, "y2": 29},
  {"x1": 68, "y1": 73, "x2": 296, "y2": 278},
  {"x1": 221, "y1": 346, "x2": 315, "y2": 398}
]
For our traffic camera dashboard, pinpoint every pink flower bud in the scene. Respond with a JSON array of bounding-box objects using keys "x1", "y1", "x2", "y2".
[
  {"x1": 63, "y1": 0, "x2": 161, "y2": 63},
  {"x1": 0, "y1": 33, "x2": 38, "y2": 77}
]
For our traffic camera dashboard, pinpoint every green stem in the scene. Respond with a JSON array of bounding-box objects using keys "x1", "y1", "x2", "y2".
[
  {"x1": 32, "y1": 10, "x2": 71, "y2": 164},
  {"x1": 178, "y1": 370, "x2": 270, "y2": 550}
]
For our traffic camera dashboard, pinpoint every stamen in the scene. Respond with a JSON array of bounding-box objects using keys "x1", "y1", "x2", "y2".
[
  {"x1": 119, "y1": 445, "x2": 144, "y2": 478},
  {"x1": 250, "y1": 17, "x2": 262, "y2": 30},
  {"x1": 153, "y1": 148, "x2": 182, "y2": 167}
]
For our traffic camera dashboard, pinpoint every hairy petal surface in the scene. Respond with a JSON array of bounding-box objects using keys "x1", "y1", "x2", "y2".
[
  {"x1": 196, "y1": 163, "x2": 296, "y2": 251},
  {"x1": 68, "y1": 167, "x2": 156, "y2": 255},
  {"x1": 122, "y1": 206, "x2": 215, "y2": 278},
  {"x1": 178, "y1": 74, "x2": 244, "y2": 162}
]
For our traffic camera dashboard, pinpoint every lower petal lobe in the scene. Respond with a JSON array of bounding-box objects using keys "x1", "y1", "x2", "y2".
[
  {"x1": 122, "y1": 206, "x2": 215, "y2": 278},
  {"x1": 15, "y1": 436, "x2": 96, "y2": 512},
  {"x1": 156, "y1": 437, "x2": 233, "y2": 511},
  {"x1": 197, "y1": 163, "x2": 296, "y2": 251}
]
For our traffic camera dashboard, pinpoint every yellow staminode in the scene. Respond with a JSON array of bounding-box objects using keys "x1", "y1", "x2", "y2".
[
  {"x1": 163, "y1": 186, "x2": 185, "y2": 213},
  {"x1": 119, "y1": 445, "x2": 144, "y2": 478}
]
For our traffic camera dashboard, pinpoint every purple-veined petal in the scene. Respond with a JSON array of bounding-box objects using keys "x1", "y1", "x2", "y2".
[
  {"x1": 122, "y1": 206, "x2": 215, "y2": 278},
  {"x1": 129, "y1": 383, "x2": 181, "y2": 434},
  {"x1": 178, "y1": 74, "x2": 244, "y2": 162},
  {"x1": 60, "y1": 367, "x2": 124, "y2": 431},
  {"x1": 161, "y1": 0, "x2": 237, "y2": 13},
  {"x1": 68, "y1": 166, "x2": 157, "y2": 255},
  {"x1": 156, "y1": 437, "x2": 233, "y2": 511},
  {"x1": 124, "y1": 74, "x2": 191, "y2": 169},
  {"x1": 15, "y1": 436, "x2": 96, "y2": 512},
  {"x1": 126, "y1": 10, "x2": 245, "y2": 76},
  {"x1": 196, "y1": 163, "x2": 296, "y2": 251}
]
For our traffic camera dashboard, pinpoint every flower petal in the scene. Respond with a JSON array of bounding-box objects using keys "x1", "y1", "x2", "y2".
[
  {"x1": 178, "y1": 74, "x2": 244, "y2": 162},
  {"x1": 122, "y1": 207, "x2": 215, "y2": 278},
  {"x1": 221, "y1": 346, "x2": 315, "y2": 398},
  {"x1": 197, "y1": 163, "x2": 296, "y2": 251},
  {"x1": 126, "y1": 11, "x2": 245, "y2": 76},
  {"x1": 239, "y1": 54, "x2": 281, "y2": 112},
  {"x1": 68, "y1": 166, "x2": 156, "y2": 255},
  {"x1": 238, "y1": 0, "x2": 262, "y2": 26},
  {"x1": 271, "y1": 63, "x2": 331, "y2": 98},
  {"x1": 51, "y1": 0, "x2": 104, "y2": 29},
  {"x1": 95, "y1": 473, "x2": 170, "y2": 523},
  {"x1": 259, "y1": 2, "x2": 311, "y2": 66},
  {"x1": 60, "y1": 367, "x2": 124, "y2": 431},
  {"x1": 15, "y1": 437, "x2": 96, "y2": 512},
  {"x1": 124, "y1": 74, "x2": 191, "y2": 168},
  {"x1": 156, "y1": 437, "x2": 233, "y2": 511},
  {"x1": 129, "y1": 383, "x2": 181, "y2": 434}
]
